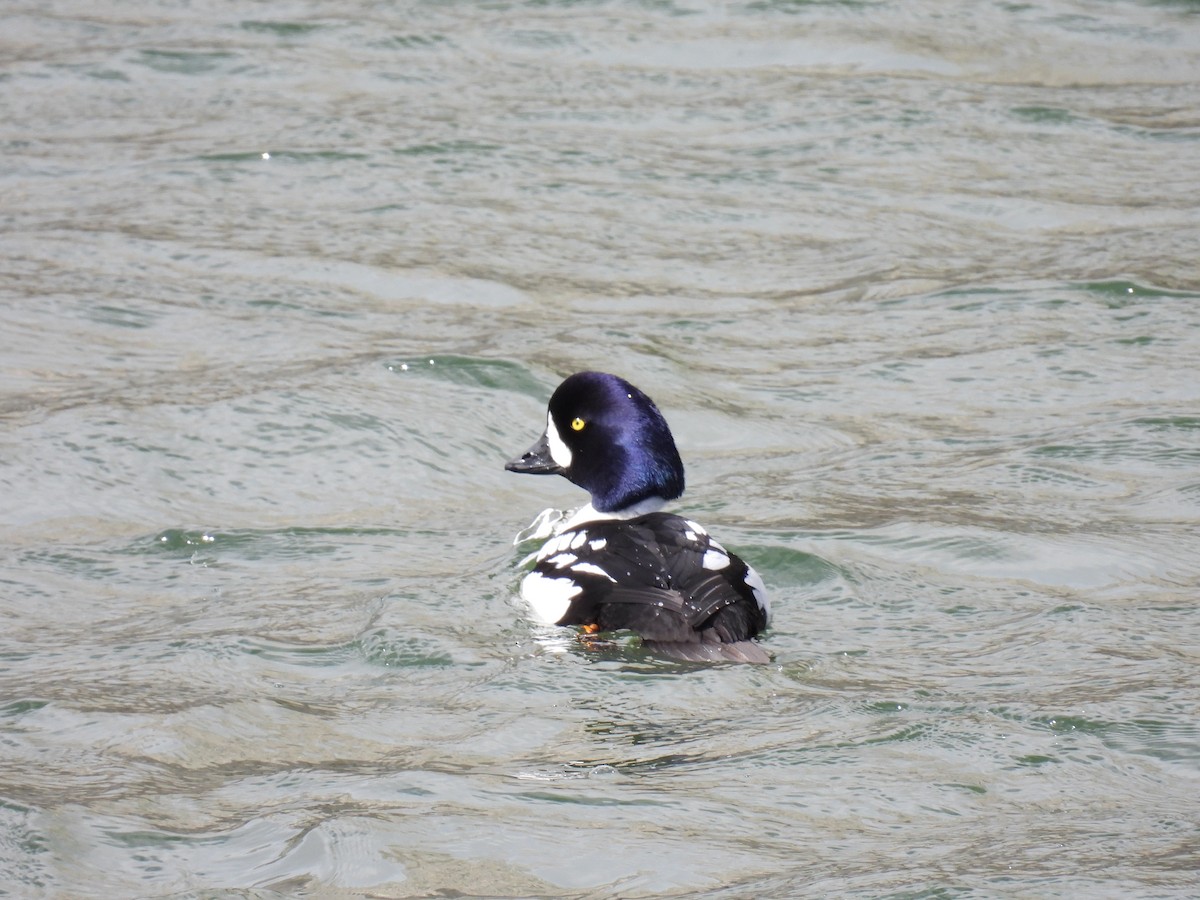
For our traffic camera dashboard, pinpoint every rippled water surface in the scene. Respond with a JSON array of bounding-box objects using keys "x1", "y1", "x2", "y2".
[{"x1": 3, "y1": 0, "x2": 1199, "y2": 896}]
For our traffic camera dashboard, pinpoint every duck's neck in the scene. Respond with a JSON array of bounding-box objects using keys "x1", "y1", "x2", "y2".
[{"x1": 562, "y1": 497, "x2": 668, "y2": 530}]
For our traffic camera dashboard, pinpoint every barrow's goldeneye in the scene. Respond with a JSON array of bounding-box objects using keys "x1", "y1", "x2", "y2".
[{"x1": 505, "y1": 371, "x2": 771, "y2": 664}]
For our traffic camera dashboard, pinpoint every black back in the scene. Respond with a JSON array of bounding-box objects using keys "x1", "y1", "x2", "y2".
[{"x1": 536, "y1": 512, "x2": 768, "y2": 644}]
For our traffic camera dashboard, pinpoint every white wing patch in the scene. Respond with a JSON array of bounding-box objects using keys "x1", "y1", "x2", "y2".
[
  {"x1": 570, "y1": 561, "x2": 617, "y2": 582},
  {"x1": 521, "y1": 571, "x2": 581, "y2": 625},
  {"x1": 744, "y1": 565, "x2": 771, "y2": 621}
]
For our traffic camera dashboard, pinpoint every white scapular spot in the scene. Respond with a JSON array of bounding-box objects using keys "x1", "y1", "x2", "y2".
[
  {"x1": 588, "y1": 537, "x2": 607, "y2": 552},
  {"x1": 684, "y1": 519, "x2": 707, "y2": 536},
  {"x1": 568, "y1": 530, "x2": 588, "y2": 550},
  {"x1": 547, "y1": 552, "x2": 577, "y2": 569},
  {"x1": 535, "y1": 533, "x2": 568, "y2": 561},
  {"x1": 702, "y1": 548, "x2": 730, "y2": 571}
]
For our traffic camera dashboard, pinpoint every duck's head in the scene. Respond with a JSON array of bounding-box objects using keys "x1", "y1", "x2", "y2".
[{"x1": 505, "y1": 371, "x2": 685, "y2": 513}]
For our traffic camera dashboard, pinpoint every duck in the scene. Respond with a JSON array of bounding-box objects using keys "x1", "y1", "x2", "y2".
[{"x1": 505, "y1": 371, "x2": 771, "y2": 664}]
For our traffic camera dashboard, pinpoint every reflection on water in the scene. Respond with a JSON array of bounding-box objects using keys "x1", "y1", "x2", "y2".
[{"x1": 2, "y1": 0, "x2": 1199, "y2": 895}]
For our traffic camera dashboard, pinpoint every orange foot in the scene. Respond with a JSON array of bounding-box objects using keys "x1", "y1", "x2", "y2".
[{"x1": 577, "y1": 624, "x2": 609, "y2": 650}]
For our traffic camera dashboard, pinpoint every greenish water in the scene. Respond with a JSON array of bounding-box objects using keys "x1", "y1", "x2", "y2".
[{"x1": 2, "y1": 0, "x2": 1199, "y2": 896}]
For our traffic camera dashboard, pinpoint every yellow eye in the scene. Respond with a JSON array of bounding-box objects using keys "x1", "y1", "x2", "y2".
[{"x1": 571, "y1": 417, "x2": 586, "y2": 431}]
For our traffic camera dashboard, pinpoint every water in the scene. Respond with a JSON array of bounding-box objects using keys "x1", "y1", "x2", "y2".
[{"x1": 2, "y1": 0, "x2": 1199, "y2": 895}]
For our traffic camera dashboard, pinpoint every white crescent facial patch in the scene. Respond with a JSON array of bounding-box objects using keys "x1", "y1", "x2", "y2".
[{"x1": 545, "y1": 411, "x2": 573, "y2": 469}]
